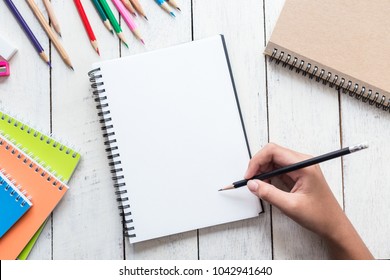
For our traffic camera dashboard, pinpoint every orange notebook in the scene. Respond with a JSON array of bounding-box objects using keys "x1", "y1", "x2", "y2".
[{"x1": 0, "y1": 136, "x2": 68, "y2": 260}]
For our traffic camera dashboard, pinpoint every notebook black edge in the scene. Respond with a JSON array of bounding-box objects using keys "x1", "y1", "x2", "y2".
[{"x1": 219, "y1": 34, "x2": 265, "y2": 214}]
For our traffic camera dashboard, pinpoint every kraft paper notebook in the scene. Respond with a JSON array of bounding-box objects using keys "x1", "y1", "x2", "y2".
[
  {"x1": 0, "y1": 136, "x2": 69, "y2": 260},
  {"x1": 0, "y1": 175, "x2": 32, "y2": 238},
  {"x1": 0, "y1": 111, "x2": 81, "y2": 259},
  {"x1": 264, "y1": 0, "x2": 390, "y2": 111},
  {"x1": 88, "y1": 35, "x2": 263, "y2": 243}
]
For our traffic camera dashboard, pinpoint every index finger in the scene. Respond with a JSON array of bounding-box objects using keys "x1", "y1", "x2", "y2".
[{"x1": 245, "y1": 143, "x2": 311, "y2": 179}]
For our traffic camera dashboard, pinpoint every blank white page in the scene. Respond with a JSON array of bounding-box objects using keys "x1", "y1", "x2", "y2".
[{"x1": 93, "y1": 35, "x2": 262, "y2": 243}]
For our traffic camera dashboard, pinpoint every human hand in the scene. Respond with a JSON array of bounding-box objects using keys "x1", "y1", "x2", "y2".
[{"x1": 245, "y1": 143, "x2": 373, "y2": 259}]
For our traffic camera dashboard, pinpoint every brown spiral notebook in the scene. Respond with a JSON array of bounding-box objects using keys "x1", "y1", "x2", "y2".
[{"x1": 264, "y1": 0, "x2": 390, "y2": 112}]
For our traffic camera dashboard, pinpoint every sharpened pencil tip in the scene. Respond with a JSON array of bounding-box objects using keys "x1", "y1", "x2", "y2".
[
  {"x1": 219, "y1": 184, "x2": 235, "y2": 191},
  {"x1": 70, "y1": 66, "x2": 74, "y2": 71},
  {"x1": 140, "y1": 39, "x2": 145, "y2": 45},
  {"x1": 170, "y1": 11, "x2": 176, "y2": 17},
  {"x1": 124, "y1": 42, "x2": 129, "y2": 49},
  {"x1": 144, "y1": 16, "x2": 148, "y2": 21},
  {"x1": 47, "y1": 61, "x2": 52, "y2": 68},
  {"x1": 177, "y1": 7, "x2": 181, "y2": 11},
  {"x1": 97, "y1": 49, "x2": 100, "y2": 56}
]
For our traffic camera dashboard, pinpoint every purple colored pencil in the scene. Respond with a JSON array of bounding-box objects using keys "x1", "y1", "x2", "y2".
[{"x1": 4, "y1": 0, "x2": 51, "y2": 66}]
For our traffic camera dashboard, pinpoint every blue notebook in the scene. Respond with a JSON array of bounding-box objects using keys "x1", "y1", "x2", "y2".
[{"x1": 0, "y1": 174, "x2": 32, "y2": 238}]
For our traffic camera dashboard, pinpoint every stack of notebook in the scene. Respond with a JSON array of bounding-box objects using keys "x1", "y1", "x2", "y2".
[{"x1": 0, "y1": 111, "x2": 81, "y2": 260}]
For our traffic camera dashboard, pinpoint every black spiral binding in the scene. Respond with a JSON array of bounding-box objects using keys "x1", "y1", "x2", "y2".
[
  {"x1": 270, "y1": 48, "x2": 390, "y2": 112},
  {"x1": 0, "y1": 176, "x2": 30, "y2": 207},
  {"x1": 0, "y1": 139, "x2": 65, "y2": 191},
  {"x1": 88, "y1": 68, "x2": 135, "y2": 238}
]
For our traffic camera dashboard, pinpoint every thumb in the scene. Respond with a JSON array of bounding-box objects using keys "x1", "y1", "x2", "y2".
[{"x1": 247, "y1": 179, "x2": 293, "y2": 211}]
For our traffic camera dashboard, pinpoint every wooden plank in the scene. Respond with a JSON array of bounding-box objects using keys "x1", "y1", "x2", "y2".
[
  {"x1": 193, "y1": 0, "x2": 271, "y2": 259},
  {"x1": 0, "y1": 0, "x2": 51, "y2": 259},
  {"x1": 341, "y1": 98, "x2": 390, "y2": 259},
  {"x1": 124, "y1": 0, "x2": 197, "y2": 260},
  {"x1": 265, "y1": 0, "x2": 343, "y2": 259},
  {"x1": 50, "y1": 0, "x2": 123, "y2": 259}
]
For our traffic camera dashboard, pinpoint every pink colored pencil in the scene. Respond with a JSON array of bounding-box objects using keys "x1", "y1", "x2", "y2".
[{"x1": 111, "y1": 0, "x2": 145, "y2": 44}]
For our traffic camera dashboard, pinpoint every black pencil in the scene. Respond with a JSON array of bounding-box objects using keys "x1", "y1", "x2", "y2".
[{"x1": 219, "y1": 143, "x2": 368, "y2": 191}]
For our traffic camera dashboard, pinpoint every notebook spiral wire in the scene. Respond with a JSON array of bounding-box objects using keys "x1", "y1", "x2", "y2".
[
  {"x1": 0, "y1": 176, "x2": 30, "y2": 207},
  {"x1": 0, "y1": 113, "x2": 78, "y2": 158},
  {"x1": 0, "y1": 139, "x2": 65, "y2": 191},
  {"x1": 88, "y1": 68, "x2": 135, "y2": 238},
  {"x1": 270, "y1": 48, "x2": 390, "y2": 112}
]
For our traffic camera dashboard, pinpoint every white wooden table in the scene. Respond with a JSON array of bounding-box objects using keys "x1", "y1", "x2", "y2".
[{"x1": 0, "y1": 0, "x2": 389, "y2": 260}]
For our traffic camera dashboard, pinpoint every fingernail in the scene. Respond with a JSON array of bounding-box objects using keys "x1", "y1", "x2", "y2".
[{"x1": 247, "y1": 180, "x2": 259, "y2": 193}]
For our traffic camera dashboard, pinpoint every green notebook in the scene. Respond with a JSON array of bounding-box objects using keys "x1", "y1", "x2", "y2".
[{"x1": 0, "y1": 111, "x2": 81, "y2": 259}]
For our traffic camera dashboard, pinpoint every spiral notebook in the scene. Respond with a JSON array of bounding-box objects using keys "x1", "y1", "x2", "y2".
[
  {"x1": 0, "y1": 111, "x2": 81, "y2": 259},
  {"x1": 264, "y1": 0, "x2": 390, "y2": 111},
  {"x1": 0, "y1": 136, "x2": 68, "y2": 260},
  {"x1": 0, "y1": 175, "x2": 32, "y2": 238},
  {"x1": 89, "y1": 35, "x2": 263, "y2": 243},
  {"x1": 0, "y1": 111, "x2": 81, "y2": 182}
]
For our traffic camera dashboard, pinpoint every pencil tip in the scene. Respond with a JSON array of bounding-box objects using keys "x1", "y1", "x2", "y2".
[
  {"x1": 70, "y1": 66, "x2": 74, "y2": 71},
  {"x1": 58, "y1": 33, "x2": 62, "y2": 38},
  {"x1": 219, "y1": 184, "x2": 234, "y2": 191},
  {"x1": 170, "y1": 12, "x2": 176, "y2": 17},
  {"x1": 177, "y1": 7, "x2": 181, "y2": 11},
  {"x1": 97, "y1": 49, "x2": 100, "y2": 56},
  {"x1": 47, "y1": 61, "x2": 52, "y2": 68},
  {"x1": 144, "y1": 16, "x2": 149, "y2": 21},
  {"x1": 140, "y1": 39, "x2": 145, "y2": 45},
  {"x1": 132, "y1": 13, "x2": 137, "y2": 17},
  {"x1": 124, "y1": 42, "x2": 129, "y2": 49},
  {"x1": 110, "y1": 30, "x2": 114, "y2": 35}
]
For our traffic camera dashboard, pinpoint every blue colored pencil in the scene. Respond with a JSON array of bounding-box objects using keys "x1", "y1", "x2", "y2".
[{"x1": 155, "y1": 0, "x2": 175, "y2": 17}]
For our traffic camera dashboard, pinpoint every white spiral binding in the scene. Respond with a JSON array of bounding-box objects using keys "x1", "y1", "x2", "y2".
[
  {"x1": 0, "y1": 113, "x2": 79, "y2": 158},
  {"x1": 0, "y1": 174, "x2": 31, "y2": 208},
  {"x1": 88, "y1": 68, "x2": 135, "y2": 238},
  {"x1": 0, "y1": 139, "x2": 65, "y2": 191},
  {"x1": 270, "y1": 48, "x2": 390, "y2": 112}
]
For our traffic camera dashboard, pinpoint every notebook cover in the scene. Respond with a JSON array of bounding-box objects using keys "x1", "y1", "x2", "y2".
[
  {"x1": 264, "y1": 0, "x2": 390, "y2": 104},
  {"x1": 0, "y1": 136, "x2": 68, "y2": 260},
  {"x1": 0, "y1": 111, "x2": 80, "y2": 259},
  {"x1": 0, "y1": 175, "x2": 32, "y2": 238},
  {"x1": 90, "y1": 35, "x2": 262, "y2": 243},
  {"x1": 0, "y1": 111, "x2": 81, "y2": 182}
]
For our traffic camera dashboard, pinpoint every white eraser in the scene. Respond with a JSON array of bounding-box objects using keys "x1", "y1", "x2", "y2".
[{"x1": 0, "y1": 35, "x2": 18, "y2": 61}]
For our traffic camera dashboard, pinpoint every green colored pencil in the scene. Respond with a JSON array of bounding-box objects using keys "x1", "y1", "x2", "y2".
[
  {"x1": 98, "y1": 0, "x2": 128, "y2": 47},
  {"x1": 91, "y1": 0, "x2": 113, "y2": 33}
]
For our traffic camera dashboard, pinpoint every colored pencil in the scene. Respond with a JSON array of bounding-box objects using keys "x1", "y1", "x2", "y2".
[
  {"x1": 112, "y1": 0, "x2": 145, "y2": 44},
  {"x1": 98, "y1": 0, "x2": 128, "y2": 47},
  {"x1": 121, "y1": 0, "x2": 137, "y2": 17},
  {"x1": 130, "y1": 0, "x2": 148, "y2": 20},
  {"x1": 155, "y1": 0, "x2": 175, "y2": 17},
  {"x1": 26, "y1": 0, "x2": 74, "y2": 69},
  {"x1": 91, "y1": 0, "x2": 114, "y2": 33},
  {"x1": 74, "y1": 0, "x2": 100, "y2": 55},
  {"x1": 4, "y1": 0, "x2": 50, "y2": 66},
  {"x1": 42, "y1": 0, "x2": 62, "y2": 36},
  {"x1": 166, "y1": 0, "x2": 181, "y2": 11},
  {"x1": 219, "y1": 143, "x2": 369, "y2": 191}
]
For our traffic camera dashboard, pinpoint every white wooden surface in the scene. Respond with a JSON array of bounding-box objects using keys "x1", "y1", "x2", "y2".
[{"x1": 0, "y1": 0, "x2": 388, "y2": 260}]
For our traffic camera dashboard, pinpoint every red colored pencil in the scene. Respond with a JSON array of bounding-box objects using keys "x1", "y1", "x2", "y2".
[{"x1": 74, "y1": 0, "x2": 100, "y2": 55}]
